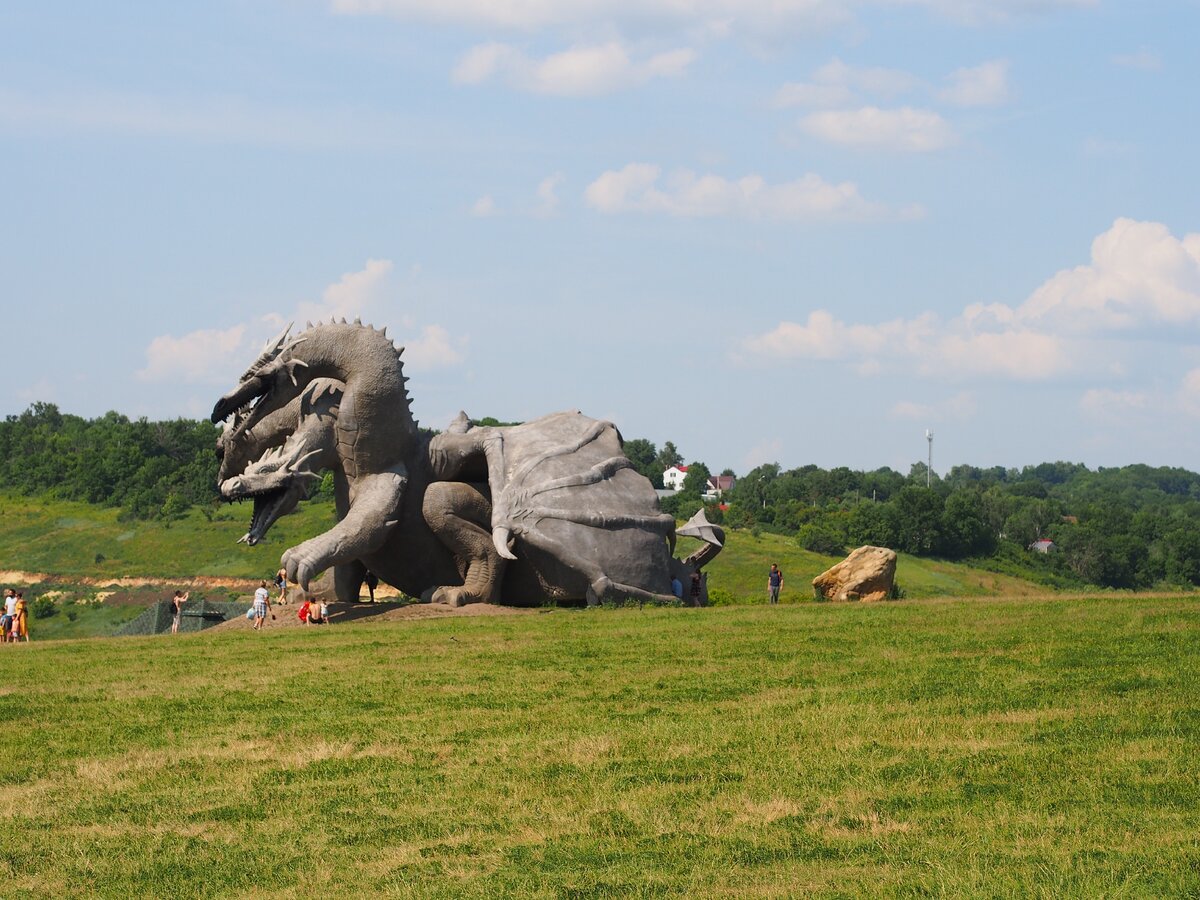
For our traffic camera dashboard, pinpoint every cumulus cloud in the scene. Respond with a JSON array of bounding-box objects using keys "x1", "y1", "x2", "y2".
[
  {"x1": 584, "y1": 163, "x2": 915, "y2": 221},
  {"x1": 332, "y1": 0, "x2": 1092, "y2": 33},
  {"x1": 1007, "y1": 218, "x2": 1200, "y2": 330},
  {"x1": 799, "y1": 106, "x2": 956, "y2": 151},
  {"x1": 137, "y1": 324, "x2": 250, "y2": 384},
  {"x1": 939, "y1": 59, "x2": 1009, "y2": 106},
  {"x1": 453, "y1": 42, "x2": 695, "y2": 95},
  {"x1": 404, "y1": 324, "x2": 468, "y2": 369},
  {"x1": 1080, "y1": 388, "x2": 1150, "y2": 422},
  {"x1": 735, "y1": 218, "x2": 1200, "y2": 384},
  {"x1": 295, "y1": 258, "x2": 394, "y2": 325},
  {"x1": 534, "y1": 173, "x2": 566, "y2": 216},
  {"x1": 140, "y1": 260, "x2": 467, "y2": 387},
  {"x1": 775, "y1": 58, "x2": 919, "y2": 108},
  {"x1": 746, "y1": 311, "x2": 1064, "y2": 379},
  {"x1": 471, "y1": 194, "x2": 498, "y2": 217}
]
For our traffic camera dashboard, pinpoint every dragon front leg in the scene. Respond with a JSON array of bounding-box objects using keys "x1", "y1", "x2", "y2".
[
  {"x1": 282, "y1": 470, "x2": 407, "y2": 590},
  {"x1": 422, "y1": 481, "x2": 504, "y2": 607}
]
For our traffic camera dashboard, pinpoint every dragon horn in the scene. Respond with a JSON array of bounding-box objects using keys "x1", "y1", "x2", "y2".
[{"x1": 239, "y1": 323, "x2": 292, "y2": 382}]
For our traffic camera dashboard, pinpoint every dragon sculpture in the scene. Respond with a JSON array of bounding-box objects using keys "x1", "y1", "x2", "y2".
[{"x1": 212, "y1": 320, "x2": 722, "y2": 606}]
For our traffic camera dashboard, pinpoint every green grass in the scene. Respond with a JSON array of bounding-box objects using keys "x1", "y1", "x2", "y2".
[
  {"x1": 1, "y1": 596, "x2": 1198, "y2": 897},
  {"x1": 0, "y1": 492, "x2": 335, "y2": 580},
  {"x1": 691, "y1": 531, "x2": 1042, "y2": 603}
]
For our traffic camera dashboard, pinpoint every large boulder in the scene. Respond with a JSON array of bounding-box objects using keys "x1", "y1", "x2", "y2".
[{"x1": 812, "y1": 546, "x2": 897, "y2": 602}]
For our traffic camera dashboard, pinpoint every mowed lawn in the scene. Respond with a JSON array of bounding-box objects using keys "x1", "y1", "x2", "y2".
[{"x1": 1, "y1": 596, "x2": 1198, "y2": 898}]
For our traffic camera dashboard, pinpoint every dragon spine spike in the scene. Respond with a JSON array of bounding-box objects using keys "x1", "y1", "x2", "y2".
[
  {"x1": 353, "y1": 316, "x2": 362, "y2": 325},
  {"x1": 340, "y1": 317, "x2": 347, "y2": 324},
  {"x1": 379, "y1": 326, "x2": 387, "y2": 338},
  {"x1": 306, "y1": 321, "x2": 313, "y2": 330}
]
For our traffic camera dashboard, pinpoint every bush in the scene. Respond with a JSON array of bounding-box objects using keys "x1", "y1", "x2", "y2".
[{"x1": 31, "y1": 597, "x2": 57, "y2": 619}]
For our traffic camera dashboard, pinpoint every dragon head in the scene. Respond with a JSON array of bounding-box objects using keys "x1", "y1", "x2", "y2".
[
  {"x1": 218, "y1": 379, "x2": 342, "y2": 546},
  {"x1": 210, "y1": 324, "x2": 310, "y2": 430}
]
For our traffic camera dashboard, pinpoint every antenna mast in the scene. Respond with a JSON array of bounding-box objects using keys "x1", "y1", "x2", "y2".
[{"x1": 925, "y1": 429, "x2": 934, "y2": 488}]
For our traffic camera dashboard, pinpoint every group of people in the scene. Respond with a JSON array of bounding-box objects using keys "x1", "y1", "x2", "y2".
[
  {"x1": 246, "y1": 578, "x2": 332, "y2": 631},
  {"x1": 2, "y1": 589, "x2": 29, "y2": 643}
]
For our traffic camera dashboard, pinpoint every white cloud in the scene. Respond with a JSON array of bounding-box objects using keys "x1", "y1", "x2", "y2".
[
  {"x1": 1080, "y1": 388, "x2": 1150, "y2": 422},
  {"x1": 403, "y1": 324, "x2": 467, "y2": 369},
  {"x1": 814, "y1": 58, "x2": 921, "y2": 97},
  {"x1": 471, "y1": 195, "x2": 498, "y2": 217},
  {"x1": 535, "y1": 173, "x2": 565, "y2": 216},
  {"x1": 1012, "y1": 218, "x2": 1200, "y2": 331},
  {"x1": 137, "y1": 324, "x2": 249, "y2": 384},
  {"x1": 1179, "y1": 369, "x2": 1200, "y2": 417},
  {"x1": 735, "y1": 218, "x2": 1200, "y2": 386},
  {"x1": 453, "y1": 42, "x2": 695, "y2": 95},
  {"x1": 939, "y1": 59, "x2": 1009, "y2": 107},
  {"x1": 332, "y1": 0, "x2": 1092, "y2": 33},
  {"x1": 296, "y1": 258, "x2": 394, "y2": 324},
  {"x1": 799, "y1": 106, "x2": 956, "y2": 151},
  {"x1": 584, "y1": 163, "x2": 913, "y2": 220},
  {"x1": 140, "y1": 260, "x2": 468, "y2": 387}
]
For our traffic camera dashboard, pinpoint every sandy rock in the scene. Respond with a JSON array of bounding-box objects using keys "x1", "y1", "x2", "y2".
[{"x1": 812, "y1": 546, "x2": 897, "y2": 602}]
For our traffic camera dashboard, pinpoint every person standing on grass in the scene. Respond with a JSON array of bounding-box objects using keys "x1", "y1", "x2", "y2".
[
  {"x1": 170, "y1": 590, "x2": 190, "y2": 634},
  {"x1": 768, "y1": 564, "x2": 784, "y2": 604},
  {"x1": 274, "y1": 567, "x2": 288, "y2": 605},
  {"x1": 12, "y1": 593, "x2": 28, "y2": 642},
  {"x1": 1, "y1": 588, "x2": 15, "y2": 643},
  {"x1": 252, "y1": 581, "x2": 272, "y2": 631}
]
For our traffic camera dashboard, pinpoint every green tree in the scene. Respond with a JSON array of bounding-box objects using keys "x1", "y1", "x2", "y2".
[{"x1": 680, "y1": 462, "x2": 712, "y2": 497}]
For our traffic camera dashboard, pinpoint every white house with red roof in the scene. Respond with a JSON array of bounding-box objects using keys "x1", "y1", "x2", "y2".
[{"x1": 663, "y1": 465, "x2": 689, "y2": 491}]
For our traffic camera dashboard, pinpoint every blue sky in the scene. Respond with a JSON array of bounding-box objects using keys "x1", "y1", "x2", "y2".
[{"x1": 3, "y1": 1, "x2": 1199, "y2": 476}]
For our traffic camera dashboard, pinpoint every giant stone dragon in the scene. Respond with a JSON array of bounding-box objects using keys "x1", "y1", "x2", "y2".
[{"x1": 212, "y1": 320, "x2": 722, "y2": 606}]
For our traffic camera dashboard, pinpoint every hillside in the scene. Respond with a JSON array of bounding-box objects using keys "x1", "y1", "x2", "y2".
[{"x1": 0, "y1": 493, "x2": 1048, "y2": 611}]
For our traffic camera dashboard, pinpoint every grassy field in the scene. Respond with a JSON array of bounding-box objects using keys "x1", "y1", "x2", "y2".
[{"x1": 1, "y1": 595, "x2": 1198, "y2": 897}]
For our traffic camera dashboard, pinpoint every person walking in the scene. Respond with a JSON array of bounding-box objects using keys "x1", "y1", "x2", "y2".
[
  {"x1": 252, "y1": 581, "x2": 272, "y2": 631},
  {"x1": 170, "y1": 590, "x2": 190, "y2": 634},
  {"x1": 768, "y1": 564, "x2": 784, "y2": 604}
]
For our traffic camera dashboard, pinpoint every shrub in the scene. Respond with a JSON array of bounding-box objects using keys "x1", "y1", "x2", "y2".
[{"x1": 31, "y1": 597, "x2": 57, "y2": 619}]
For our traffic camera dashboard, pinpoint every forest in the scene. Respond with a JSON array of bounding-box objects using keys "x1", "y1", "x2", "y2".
[{"x1": 3, "y1": 402, "x2": 1199, "y2": 591}]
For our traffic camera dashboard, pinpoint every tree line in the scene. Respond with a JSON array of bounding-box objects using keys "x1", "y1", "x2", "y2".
[{"x1": 3, "y1": 403, "x2": 1200, "y2": 590}]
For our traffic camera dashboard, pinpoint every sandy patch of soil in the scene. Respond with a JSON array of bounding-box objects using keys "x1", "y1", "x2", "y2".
[{"x1": 209, "y1": 598, "x2": 536, "y2": 631}]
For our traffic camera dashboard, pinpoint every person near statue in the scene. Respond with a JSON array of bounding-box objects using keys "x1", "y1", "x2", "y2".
[
  {"x1": 768, "y1": 563, "x2": 783, "y2": 604},
  {"x1": 170, "y1": 590, "x2": 190, "y2": 634},
  {"x1": 671, "y1": 575, "x2": 683, "y2": 600},
  {"x1": 252, "y1": 581, "x2": 272, "y2": 631},
  {"x1": 274, "y1": 568, "x2": 288, "y2": 604}
]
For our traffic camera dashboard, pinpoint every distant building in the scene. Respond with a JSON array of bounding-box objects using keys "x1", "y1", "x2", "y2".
[
  {"x1": 663, "y1": 465, "x2": 689, "y2": 491},
  {"x1": 1029, "y1": 539, "x2": 1057, "y2": 554},
  {"x1": 703, "y1": 474, "x2": 736, "y2": 500}
]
